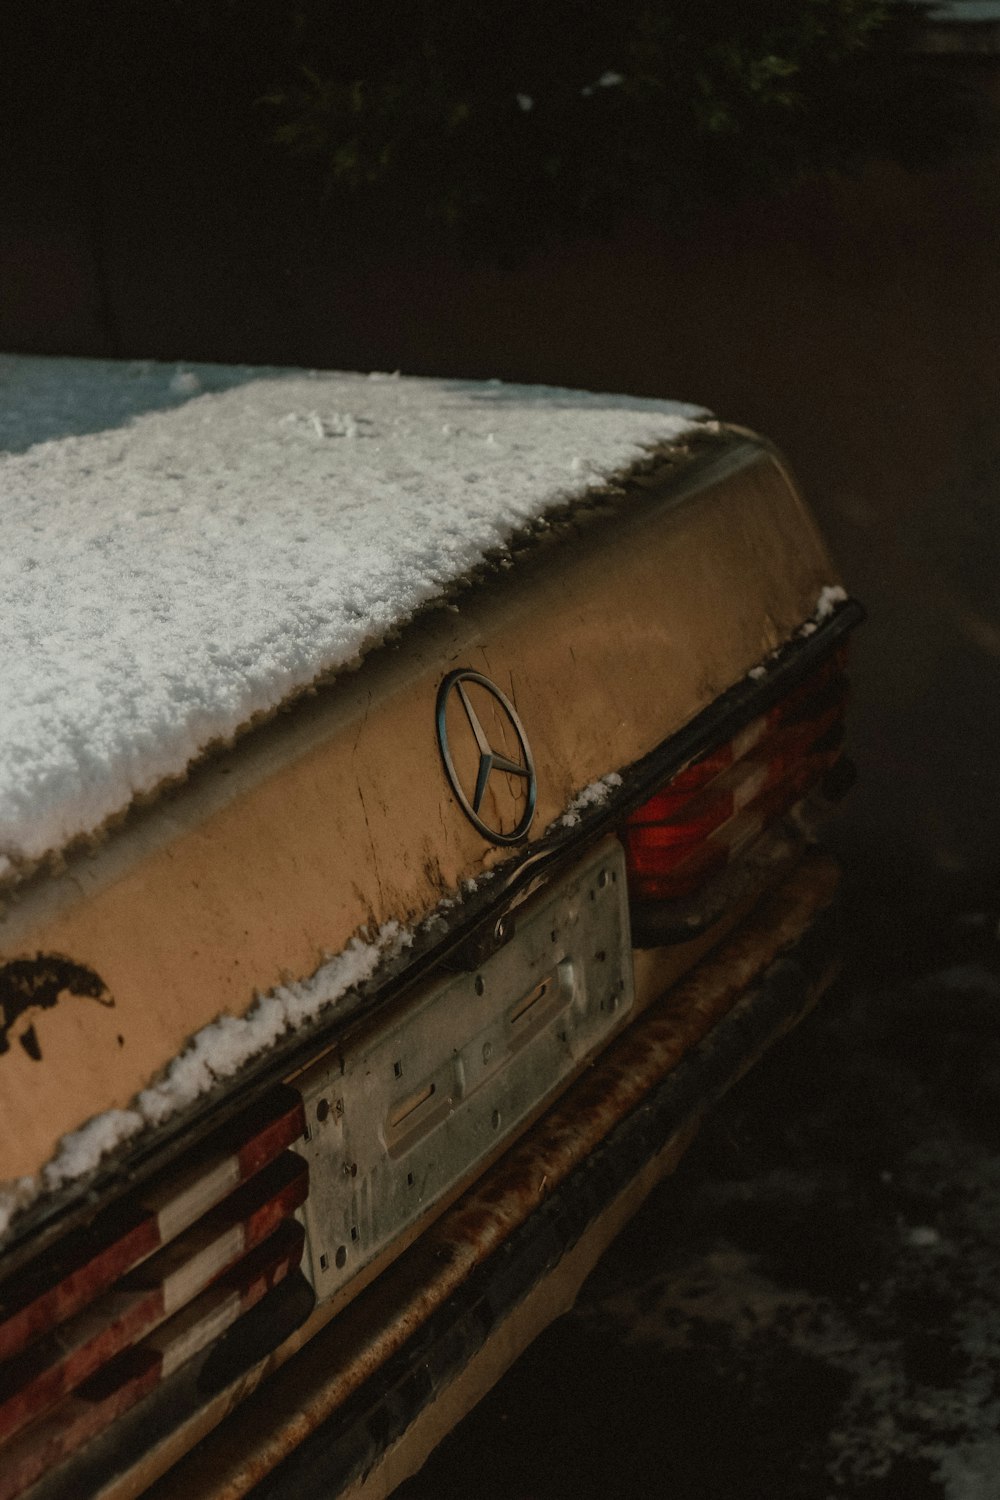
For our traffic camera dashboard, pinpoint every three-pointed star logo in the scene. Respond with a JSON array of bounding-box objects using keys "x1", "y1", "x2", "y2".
[
  {"x1": 455, "y1": 679, "x2": 531, "y2": 815},
  {"x1": 435, "y1": 670, "x2": 537, "y2": 845}
]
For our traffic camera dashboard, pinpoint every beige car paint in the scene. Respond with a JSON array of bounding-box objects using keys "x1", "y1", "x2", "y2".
[
  {"x1": 0, "y1": 432, "x2": 835, "y2": 1188},
  {"x1": 106, "y1": 853, "x2": 839, "y2": 1500}
]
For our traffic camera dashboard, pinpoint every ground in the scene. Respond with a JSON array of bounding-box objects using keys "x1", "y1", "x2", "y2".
[{"x1": 399, "y1": 884, "x2": 1000, "y2": 1498}]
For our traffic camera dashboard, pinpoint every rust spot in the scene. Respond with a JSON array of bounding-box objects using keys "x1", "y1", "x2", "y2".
[
  {"x1": 0, "y1": 955, "x2": 113, "y2": 1063},
  {"x1": 472, "y1": 1178, "x2": 514, "y2": 1208}
]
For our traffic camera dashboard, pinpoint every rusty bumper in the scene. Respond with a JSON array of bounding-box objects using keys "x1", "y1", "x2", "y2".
[{"x1": 112, "y1": 851, "x2": 840, "y2": 1500}]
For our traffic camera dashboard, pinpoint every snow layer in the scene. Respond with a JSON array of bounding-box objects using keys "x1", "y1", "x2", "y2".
[
  {"x1": 0, "y1": 918, "x2": 411, "y2": 1238},
  {"x1": 0, "y1": 355, "x2": 706, "y2": 874},
  {"x1": 554, "y1": 771, "x2": 624, "y2": 829},
  {"x1": 815, "y1": 582, "x2": 848, "y2": 620}
]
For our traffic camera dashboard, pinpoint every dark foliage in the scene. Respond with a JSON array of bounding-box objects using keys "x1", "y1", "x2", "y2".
[
  {"x1": 0, "y1": 2, "x2": 981, "y2": 261},
  {"x1": 263, "y1": 1, "x2": 981, "y2": 248}
]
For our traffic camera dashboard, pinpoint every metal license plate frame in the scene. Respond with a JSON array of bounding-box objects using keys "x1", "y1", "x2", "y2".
[{"x1": 294, "y1": 836, "x2": 633, "y2": 1304}]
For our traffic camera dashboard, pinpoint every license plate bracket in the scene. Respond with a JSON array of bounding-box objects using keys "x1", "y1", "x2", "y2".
[{"x1": 295, "y1": 836, "x2": 633, "y2": 1303}]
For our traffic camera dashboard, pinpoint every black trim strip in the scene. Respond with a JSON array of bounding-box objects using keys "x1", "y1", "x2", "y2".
[
  {"x1": 423, "y1": 600, "x2": 863, "y2": 952},
  {"x1": 257, "y1": 899, "x2": 840, "y2": 1499},
  {"x1": 581, "y1": 601, "x2": 862, "y2": 837},
  {"x1": 0, "y1": 602, "x2": 862, "y2": 1271},
  {"x1": 358, "y1": 600, "x2": 863, "y2": 987}
]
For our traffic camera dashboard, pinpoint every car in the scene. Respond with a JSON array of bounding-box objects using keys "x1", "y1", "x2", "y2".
[{"x1": 0, "y1": 356, "x2": 859, "y2": 1499}]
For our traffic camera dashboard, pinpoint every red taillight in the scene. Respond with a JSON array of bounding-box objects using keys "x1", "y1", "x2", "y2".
[
  {"x1": 0, "y1": 1087, "x2": 308, "y2": 1498},
  {"x1": 0, "y1": 1085, "x2": 305, "y2": 1368},
  {"x1": 623, "y1": 649, "x2": 848, "y2": 907},
  {"x1": 0, "y1": 1221, "x2": 305, "y2": 1500}
]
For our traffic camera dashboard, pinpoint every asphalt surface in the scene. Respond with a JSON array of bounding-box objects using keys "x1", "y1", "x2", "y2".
[{"x1": 398, "y1": 888, "x2": 1000, "y2": 1499}]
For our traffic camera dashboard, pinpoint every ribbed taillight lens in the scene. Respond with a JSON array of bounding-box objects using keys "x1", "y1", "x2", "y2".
[
  {"x1": 0, "y1": 1086, "x2": 308, "y2": 1499},
  {"x1": 623, "y1": 648, "x2": 848, "y2": 906}
]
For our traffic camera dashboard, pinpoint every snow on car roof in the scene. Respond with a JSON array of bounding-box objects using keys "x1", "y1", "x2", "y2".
[{"x1": 0, "y1": 355, "x2": 707, "y2": 878}]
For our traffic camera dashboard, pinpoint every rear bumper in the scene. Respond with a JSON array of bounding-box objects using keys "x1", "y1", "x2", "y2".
[{"x1": 123, "y1": 852, "x2": 839, "y2": 1500}]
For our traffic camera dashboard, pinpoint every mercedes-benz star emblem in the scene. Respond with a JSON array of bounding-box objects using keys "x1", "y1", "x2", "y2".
[{"x1": 436, "y1": 670, "x2": 537, "y2": 846}]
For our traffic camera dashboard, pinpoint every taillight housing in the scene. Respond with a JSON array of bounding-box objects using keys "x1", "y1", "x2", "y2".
[
  {"x1": 623, "y1": 647, "x2": 850, "y2": 937},
  {"x1": 0, "y1": 1087, "x2": 310, "y2": 1500}
]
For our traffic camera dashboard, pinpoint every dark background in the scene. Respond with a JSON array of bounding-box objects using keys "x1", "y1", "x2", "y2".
[{"x1": 5, "y1": 9, "x2": 1000, "y2": 1493}]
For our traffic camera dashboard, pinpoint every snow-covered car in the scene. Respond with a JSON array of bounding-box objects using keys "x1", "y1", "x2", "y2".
[{"x1": 0, "y1": 357, "x2": 859, "y2": 1499}]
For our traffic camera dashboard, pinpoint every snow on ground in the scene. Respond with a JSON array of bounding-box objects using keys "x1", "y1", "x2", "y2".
[
  {"x1": 398, "y1": 918, "x2": 1000, "y2": 1500},
  {"x1": 0, "y1": 355, "x2": 707, "y2": 876}
]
